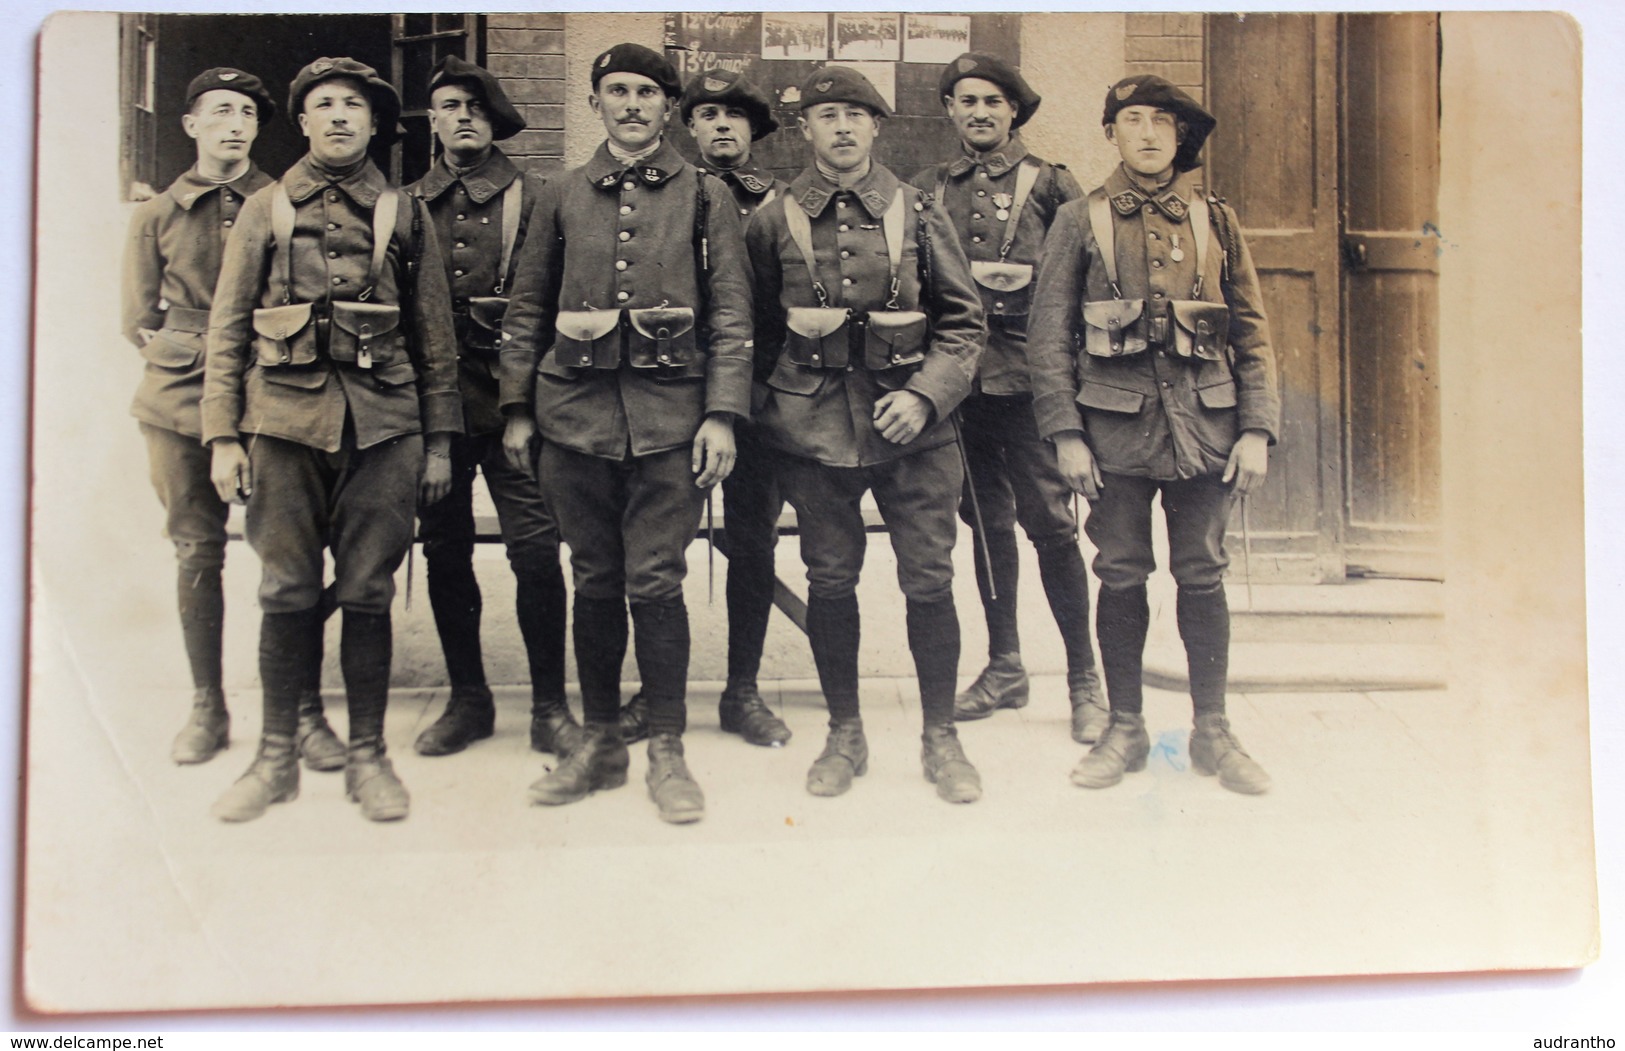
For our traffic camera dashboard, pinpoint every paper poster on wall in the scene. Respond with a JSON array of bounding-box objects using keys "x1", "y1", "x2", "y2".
[
  {"x1": 673, "y1": 12, "x2": 760, "y2": 56},
  {"x1": 838, "y1": 62, "x2": 897, "y2": 111},
  {"x1": 762, "y1": 12, "x2": 828, "y2": 59},
  {"x1": 833, "y1": 13, "x2": 900, "y2": 62},
  {"x1": 903, "y1": 13, "x2": 971, "y2": 64}
]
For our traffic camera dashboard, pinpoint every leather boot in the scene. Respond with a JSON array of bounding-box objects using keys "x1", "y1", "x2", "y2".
[
  {"x1": 210, "y1": 733, "x2": 298, "y2": 822},
  {"x1": 645, "y1": 733, "x2": 705, "y2": 824},
  {"x1": 172, "y1": 686, "x2": 230, "y2": 765},
  {"x1": 528, "y1": 724, "x2": 629, "y2": 805},
  {"x1": 719, "y1": 683, "x2": 791, "y2": 747},
  {"x1": 295, "y1": 691, "x2": 346, "y2": 771},
  {"x1": 921, "y1": 724, "x2": 982, "y2": 803},
  {"x1": 1068, "y1": 666, "x2": 1110, "y2": 745},
  {"x1": 345, "y1": 737, "x2": 410, "y2": 821},
  {"x1": 1070, "y1": 712, "x2": 1151, "y2": 789},
  {"x1": 617, "y1": 692, "x2": 650, "y2": 745},
  {"x1": 1190, "y1": 713, "x2": 1272, "y2": 794},
  {"x1": 805, "y1": 717, "x2": 867, "y2": 797},
  {"x1": 414, "y1": 685, "x2": 496, "y2": 757},
  {"x1": 953, "y1": 652, "x2": 1029, "y2": 720},
  {"x1": 530, "y1": 695, "x2": 587, "y2": 757}
]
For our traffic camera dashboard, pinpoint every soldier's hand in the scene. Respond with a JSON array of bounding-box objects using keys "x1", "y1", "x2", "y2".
[
  {"x1": 692, "y1": 414, "x2": 737, "y2": 488},
  {"x1": 419, "y1": 436, "x2": 454, "y2": 506},
  {"x1": 502, "y1": 415, "x2": 538, "y2": 476},
  {"x1": 209, "y1": 439, "x2": 252, "y2": 505},
  {"x1": 873, "y1": 390, "x2": 933, "y2": 445},
  {"x1": 1053, "y1": 433, "x2": 1102, "y2": 501},
  {"x1": 1223, "y1": 430, "x2": 1270, "y2": 494}
]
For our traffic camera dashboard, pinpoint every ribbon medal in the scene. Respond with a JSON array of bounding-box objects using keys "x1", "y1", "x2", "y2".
[
  {"x1": 992, "y1": 191, "x2": 1013, "y2": 222},
  {"x1": 1169, "y1": 234, "x2": 1185, "y2": 263}
]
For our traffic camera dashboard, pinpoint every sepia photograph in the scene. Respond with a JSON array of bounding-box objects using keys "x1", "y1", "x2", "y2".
[{"x1": 20, "y1": 3, "x2": 1604, "y2": 1030}]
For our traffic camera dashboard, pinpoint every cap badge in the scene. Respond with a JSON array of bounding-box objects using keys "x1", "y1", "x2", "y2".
[
  {"x1": 1115, "y1": 83, "x2": 1137, "y2": 101},
  {"x1": 311, "y1": 59, "x2": 333, "y2": 76},
  {"x1": 957, "y1": 57, "x2": 977, "y2": 73},
  {"x1": 704, "y1": 76, "x2": 729, "y2": 93},
  {"x1": 219, "y1": 72, "x2": 238, "y2": 81},
  {"x1": 816, "y1": 79, "x2": 833, "y2": 93},
  {"x1": 598, "y1": 54, "x2": 611, "y2": 69}
]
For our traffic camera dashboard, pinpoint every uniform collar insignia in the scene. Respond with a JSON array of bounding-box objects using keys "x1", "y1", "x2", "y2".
[
  {"x1": 1155, "y1": 189, "x2": 1189, "y2": 220},
  {"x1": 1109, "y1": 188, "x2": 1145, "y2": 215},
  {"x1": 735, "y1": 171, "x2": 768, "y2": 194}
]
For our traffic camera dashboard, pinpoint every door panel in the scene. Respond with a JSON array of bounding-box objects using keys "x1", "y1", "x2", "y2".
[
  {"x1": 1341, "y1": 13, "x2": 1443, "y2": 578},
  {"x1": 1207, "y1": 13, "x2": 1344, "y2": 580}
]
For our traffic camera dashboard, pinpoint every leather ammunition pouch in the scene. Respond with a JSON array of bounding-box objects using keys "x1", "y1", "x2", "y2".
[
  {"x1": 554, "y1": 309, "x2": 623, "y2": 369},
  {"x1": 1082, "y1": 299, "x2": 1148, "y2": 358},
  {"x1": 627, "y1": 306, "x2": 699, "y2": 376},
  {"x1": 862, "y1": 310, "x2": 928, "y2": 373},
  {"x1": 252, "y1": 302, "x2": 319, "y2": 368},
  {"x1": 1169, "y1": 300, "x2": 1231, "y2": 363},
  {"x1": 456, "y1": 296, "x2": 510, "y2": 358},
  {"x1": 970, "y1": 261, "x2": 1034, "y2": 319},
  {"x1": 327, "y1": 301, "x2": 402, "y2": 369},
  {"x1": 784, "y1": 306, "x2": 851, "y2": 369}
]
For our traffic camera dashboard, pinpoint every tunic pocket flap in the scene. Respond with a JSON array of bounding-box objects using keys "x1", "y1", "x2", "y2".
[
  {"x1": 1196, "y1": 378, "x2": 1238, "y2": 409},
  {"x1": 786, "y1": 306, "x2": 851, "y2": 339},
  {"x1": 970, "y1": 261, "x2": 1034, "y2": 293},
  {"x1": 555, "y1": 309, "x2": 622, "y2": 342},
  {"x1": 627, "y1": 306, "x2": 695, "y2": 341},
  {"x1": 251, "y1": 303, "x2": 314, "y2": 341},
  {"x1": 369, "y1": 361, "x2": 418, "y2": 387},
  {"x1": 331, "y1": 301, "x2": 401, "y2": 339},
  {"x1": 1076, "y1": 380, "x2": 1146, "y2": 414},
  {"x1": 765, "y1": 357, "x2": 826, "y2": 396},
  {"x1": 141, "y1": 331, "x2": 202, "y2": 369},
  {"x1": 259, "y1": 363, "x2": 329, "y2": 389}
]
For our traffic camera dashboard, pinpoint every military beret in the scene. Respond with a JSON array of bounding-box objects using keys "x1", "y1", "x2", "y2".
[
  {"x1": 799, "y1": 65, "x2": 893, "y2": 119},
  {"x1": 1100, "y1": 74, "x2": 1216, "y2": 172},
  {"x1": 185, "y1": 68, "x2": 275, "y2": 122},
  {"x1": 938, "y1": 53, "x2": 1041, "y2": 130},
  {"x1": 288, "y1": 57, "x2": 403, "y2": 146},
  {"x1": 679, "y1": 68, "x2": 779, "y2": 140},
  {"x1": 591, "y1": 43, "x2": 682, "y2": 99},
  {"x1": 430, "y1": 55, "x2": 526, "y2": 141}
]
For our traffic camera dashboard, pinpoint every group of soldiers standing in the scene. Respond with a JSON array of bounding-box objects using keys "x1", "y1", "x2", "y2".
[{"x1": 123, "y1": 40, "x2": 1279, "y2": 828}]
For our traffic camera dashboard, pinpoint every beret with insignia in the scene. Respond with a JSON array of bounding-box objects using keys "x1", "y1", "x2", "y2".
[
  {"x1": 938, "y1": 52, "x2": 1041, "y2": 130},
  {"x1": 797, "y1": 65, "x2": 892, "y2": 118},
  {"x1": 591, "y1": 42, "x2": 682, "y2": 99},
  {"x1": 185, "y1": 67, "x2": 276, "y2": 122},
  {"x1": 1101, "y1": 74, "x2": 1216, "y2": 172},
  {"x1": 288, "y1": 57, "x2": 402, "y2": 145},
  {"x1": 678, "y1": 67, "x2": 779, "y2": 139}
]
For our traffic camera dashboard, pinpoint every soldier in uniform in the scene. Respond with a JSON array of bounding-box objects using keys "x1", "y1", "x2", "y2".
[
  {"x1": 500, "y1": 44, "x2": 753, "y2": 825},
  {"x1": 1027, "y1": 75, "x2": 1280, "y2": 794},
  {"x1": 746, "y1": 66, "x2": 987, "y2": 803},
  {"x1": 405, "y1": 57, "x2": 581, "y2": 761},
  {"x1": 632, "y1": 66, "x2": 792, "y2": 750},
  {"x1": 203, "y1": 58, "x2": 462, "y2": 821},
  {"x1": 911, "y1": 53, "x2": 1109, "y2": 744},
  {"x1": 122, "y1": 68, "x2": 346, "y2": 772}
]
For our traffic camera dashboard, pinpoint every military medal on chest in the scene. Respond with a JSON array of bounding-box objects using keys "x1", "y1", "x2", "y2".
[
  {"x1": 992, "y1": 191, "x2": 1013, "y2": 222},
  {"x1": 1169, "y1": 233, "x2": 1185, "y2": 262}
]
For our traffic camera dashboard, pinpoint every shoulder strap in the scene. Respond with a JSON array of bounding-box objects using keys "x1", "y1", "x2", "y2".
[
  {"x1": 495, "y1": 176, "x2": 523, "y2": 295},
  {"x1": 783, "y1": 196, "x2": 828, "y2": 306},
  {"x1": 1188, "y1": 192, "x2": 1214, "y2": 299},
  {"x1": 1086, "y1": 189, "x2": 1121, "y2": 298},
  {"x1": 362, "y1": 190, "x2": 399, "y2": 301},
  {"x1": 271, "y1": 183, "x2": 296, "y2": 304},
  {"x1": 761, "y1": 187, "x2": 777, "y2": 209},
  {"x1": 998, "y1": 159, "x2": 1041, "y2": 260},
  {"x1": 880, "y1": 191, "x2": 906, "y2": 307},
  {"x1": 934, "y1": 168, "x2": 949, "y2": 208}
]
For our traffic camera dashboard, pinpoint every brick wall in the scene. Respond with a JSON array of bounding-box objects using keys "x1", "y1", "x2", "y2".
[
  {"x1": 1124, "y1": 12, "x2": 1205, "y2": 105},
  {"x1": 486, "y1": 13, "x2": 567, "y2": 175}
]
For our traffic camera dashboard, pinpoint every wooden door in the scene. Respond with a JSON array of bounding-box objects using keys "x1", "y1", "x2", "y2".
[
  {"x1": 1206, "y1": 13, "x2": 1346, "y2": 581},
  {"x1": 1340, "y1": 13, "x2": 1443, "y2": 579}
]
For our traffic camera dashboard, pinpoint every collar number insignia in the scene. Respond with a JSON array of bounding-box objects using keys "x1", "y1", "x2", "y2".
[
  {"x1": 816, "y1": 79, "x2": 833, "y2": 93},
  {"x1": 219, "y1": 72, "x2": 238, "y2": 81},
  {"x1": 957, "y1": 57, "x2": 977, "y2": 73},
  {"x1": 704, "y1": 77, "x2": 728, "y2": 93},
  {"x1": 1111, "y1": 191, "x2": 1141, "y2": 213},
  {"x1": 1116, "y1": 83, "x2": 1137, "y2": 101}
]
